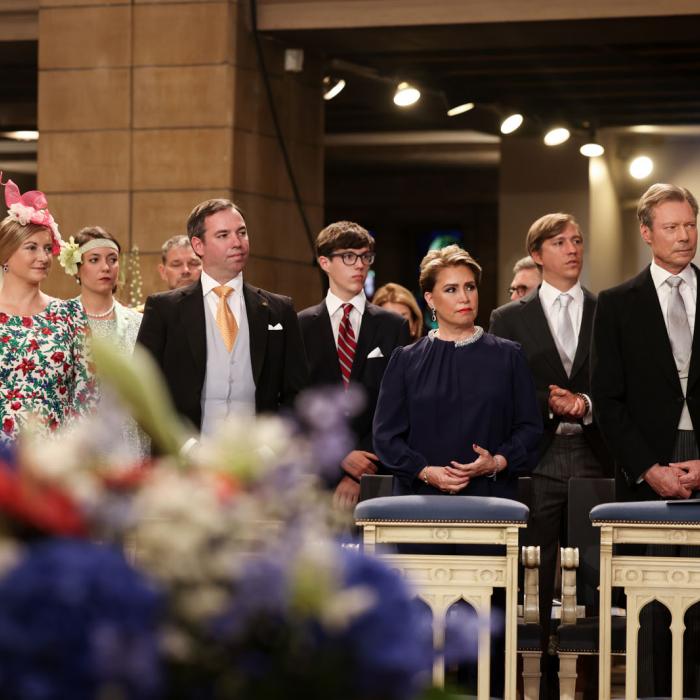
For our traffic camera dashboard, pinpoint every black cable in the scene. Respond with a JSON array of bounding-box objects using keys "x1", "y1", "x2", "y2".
[{"x1": 248, "y1": 0, "x2": 322, "y2": 282}]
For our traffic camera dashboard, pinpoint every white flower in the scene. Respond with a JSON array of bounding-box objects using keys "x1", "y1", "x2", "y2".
[
  {"x1": 7, "y1": 203, "x2": 35, "y2": 226},
  {"x1": 58, "y1": 236, "x2": 82, "y2": 276}
]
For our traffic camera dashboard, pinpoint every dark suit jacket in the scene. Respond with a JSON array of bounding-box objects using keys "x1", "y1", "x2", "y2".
[
  {"x1": 489, "y1": 285, "x2": 612, "y2": 472},
  {"x1": 137, "y1": 280, "x2": 308, "y2": 430},
  {"x1": 591, "y1": 265, "x2": 700, "y2": 501},
  {"x1": 298, "y1": 301, "x2": 411, "y2": 459}
]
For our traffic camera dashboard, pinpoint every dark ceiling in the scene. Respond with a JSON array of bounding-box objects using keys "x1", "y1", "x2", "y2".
[
  {"x1": 2, "y1": 14, "x2": 700, "y2": 140},
  {"x1": 270, "y1": 14, "x2": 700, "y2": 136}
]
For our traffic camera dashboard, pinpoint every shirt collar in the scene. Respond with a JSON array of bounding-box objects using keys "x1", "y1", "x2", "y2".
[
  {"x1": 539, "y1": 279, "x2": 583, "y2": 310},
  {"x1": 200, "y1": 270, "x2": 243, "y2": 297},
  {"x1": 325, "y1": 289, "x2": 366, "y2": 317},
  {"x1": 650, "y1": 259, "x2": 696, "y2": 291}
]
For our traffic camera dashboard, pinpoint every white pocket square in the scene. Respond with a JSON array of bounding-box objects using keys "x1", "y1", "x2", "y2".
[
  {"x1": 268, "y1": 323, "x2": 283, "y2": 330},
  {"x1": 367, "y1": 347, "x2": 384, "y2": 359}
]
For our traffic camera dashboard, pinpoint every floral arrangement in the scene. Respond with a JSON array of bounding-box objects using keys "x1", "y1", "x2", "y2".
[{"x1": 0, "y1": 342, "x2": 468, "y2": 700}]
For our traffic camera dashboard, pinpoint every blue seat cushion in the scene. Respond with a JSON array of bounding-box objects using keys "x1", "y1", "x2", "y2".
[
  {"x1": 591, "y1": 500, "x2": 700, "y2": 524},
  {"x1": 354, "y1": 495, "x2": 529, "y2": 524}
]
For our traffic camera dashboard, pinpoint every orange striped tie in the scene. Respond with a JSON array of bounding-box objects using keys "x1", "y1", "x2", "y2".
[{"x1": 212, "y1": 285, "x2": 238, "y2": 352}]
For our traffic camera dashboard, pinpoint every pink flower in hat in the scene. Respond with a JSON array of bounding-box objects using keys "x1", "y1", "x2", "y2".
[{"x1": 1, "y1": 172, "x2": 62, "y2": 255}]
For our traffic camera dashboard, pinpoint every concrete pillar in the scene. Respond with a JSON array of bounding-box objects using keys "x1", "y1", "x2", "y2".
[{"x1": 37, "y1": 0, "x2": 323, "y2": 308}]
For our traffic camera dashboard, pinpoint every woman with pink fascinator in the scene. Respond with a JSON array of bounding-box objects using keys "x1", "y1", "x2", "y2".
[{"x1": 0, "y1": 176, "x2": 96, "y2": 446}]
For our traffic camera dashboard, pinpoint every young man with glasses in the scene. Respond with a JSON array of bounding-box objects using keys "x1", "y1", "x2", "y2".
[{"x1": 298, "y1": 221, "x2": 411, "y2": 510}]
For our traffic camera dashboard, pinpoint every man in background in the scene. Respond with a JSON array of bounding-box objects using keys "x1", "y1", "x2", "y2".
[
  {"x1": 159, "y1": 235, "x2": 202, "y2": 290},
  {"x1": 508, "y1": 255, "x2": 541, "y2": 301}
]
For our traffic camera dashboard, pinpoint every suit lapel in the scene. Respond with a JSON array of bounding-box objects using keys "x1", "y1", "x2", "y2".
[
  {"x1": 243, "y1": 283, "x2": 269, "y2": 385},
  {"x1": 519, "y1": 291, "x2": 569, "y2": 382},
  {"x1": 182, "y1": 281, "x2": 206, "y2": 371},
  {"x1": 351, "y1": 304, "x2": 379, "y2": 382},
  {"x1": 570, "y1": 289, "x2": 595, "y2": 378},
  {"x1": 686, "y1": 265, "x2": 700, "y2": 391},
  {"x1": 635, "y1": 267, "x2": 681, "y2": 391},
  {"x1": 310, "y1": 302, "x2": 342, "y2": 382}
]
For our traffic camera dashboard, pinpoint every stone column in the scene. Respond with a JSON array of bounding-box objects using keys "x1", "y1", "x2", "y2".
[{"x1": 37, "y1": 0, "x2": 323, "y2": 308}]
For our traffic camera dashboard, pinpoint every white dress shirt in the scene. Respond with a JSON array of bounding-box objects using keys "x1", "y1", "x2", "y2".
[
  {"x1": 538, "y1": 279, "x2": 592, "y2": 431},
  {"x1": 325, "y1": 289, "x2": 366, "y2": 346},
  {"x1": 650, "y1": 260, "x2": 696, "y2": 430}
]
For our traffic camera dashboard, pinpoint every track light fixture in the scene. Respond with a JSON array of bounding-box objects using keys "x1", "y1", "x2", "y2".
[
  {"x1": 629, "y1": 155, "x2": 654, "y2": 180},
  {"x1": 393, "y1": 82, "x2": 421, "y2": 107},
  {"x1": 580, "y1": 142, "x2": 605, "y2": 157},
  {"x1": 544, "y1": 127, "x2": 570, "y2": 146},
  {"x1": 322, "y1": 77, "x2": 346, "y2": 101},
  {"x1": 447, "y1": 102, "x2": 475, "y2": 117},
  {"x1": 0, "y1": 130, "x2": 39, "y2": 141},
  {"x1": 500, "y1": 114, "x2": 523, "y2": 135}
]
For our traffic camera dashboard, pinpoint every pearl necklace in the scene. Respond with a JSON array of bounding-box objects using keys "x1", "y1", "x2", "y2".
[{"x1": 81, "y1": 298, "x2": 115, "y2": 319}]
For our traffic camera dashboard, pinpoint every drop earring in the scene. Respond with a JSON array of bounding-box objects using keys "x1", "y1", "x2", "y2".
[{"x1": 430, "y1": 307, "x2": 436, "y2": 323}]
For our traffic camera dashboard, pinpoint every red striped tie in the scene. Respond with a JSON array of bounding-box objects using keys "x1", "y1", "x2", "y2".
[{"x1": 337, "y1": 303, "x2": 356, "y2": 388}]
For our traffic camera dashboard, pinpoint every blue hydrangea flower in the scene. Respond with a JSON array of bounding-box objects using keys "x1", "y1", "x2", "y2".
[{"x1": 0, "y1": 539, "x2": 162, "y2": 700}]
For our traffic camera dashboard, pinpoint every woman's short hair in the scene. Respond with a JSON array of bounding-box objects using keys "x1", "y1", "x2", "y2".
[
  {"x1": 419, "y1": 244, "x2": 482, "y2": 293},
  {"x1": 0, "y1": 216, "x2": 52, "y2": 266},
  {"x1": 637, "y1": 183, "x2": 699, "y2": 229},
  {"x1": 373, "y1": 282, "x2": 423, "y2": 338},
  {"x1": 526, "y1": 213, "x2": 581, "y2": 256}
]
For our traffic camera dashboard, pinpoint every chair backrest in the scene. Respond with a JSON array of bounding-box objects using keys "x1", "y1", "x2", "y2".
[
  {"x1": 567, "y1": 477, "x2": 615, "y2": 610},
  {"x1": 358, "y1": 474, "x2": 394, "y2": 502}
]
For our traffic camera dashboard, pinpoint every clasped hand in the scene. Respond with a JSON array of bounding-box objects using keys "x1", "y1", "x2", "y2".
[
  {"x1": 432, "y1": 444, "x2": 503, "y2": 494},
  {"x1": 548, "y1": 385, "x2": 586, "y2": 421},
  {"x1": 643, "y1": 462, "x2": 698, "y2": 499}
]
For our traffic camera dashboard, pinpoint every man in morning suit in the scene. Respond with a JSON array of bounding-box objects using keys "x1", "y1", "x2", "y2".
[
  {"x1": 591, "y1": 183, "x2": 700, "y2": 697},
  {"x1": 489, "y1": 213, "x2": 611, "y2": 663},
  {"x1": 298, "y1": 221, "x2": 410, "y2": 510},
  {"x1": 137, "y1": 198, "x2": 308, "y2": 435}
]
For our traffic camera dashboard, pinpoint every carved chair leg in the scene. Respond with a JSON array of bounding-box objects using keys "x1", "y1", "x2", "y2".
[
  {"x1": 558, "y1": 653, "x2": 578, "y2": 700},
  {"x1": 521, "y1": 651, "x2": 541, "y2": 700}
]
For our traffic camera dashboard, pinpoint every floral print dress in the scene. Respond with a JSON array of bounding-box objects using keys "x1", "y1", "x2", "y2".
[{"x1": 0, "y1": 298, "x2": 95, "y2": 445}]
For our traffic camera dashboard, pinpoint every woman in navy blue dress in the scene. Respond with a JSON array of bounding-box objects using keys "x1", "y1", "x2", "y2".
[{"x1": 373, "y1": 245, "x2": 542, "y2": 499}]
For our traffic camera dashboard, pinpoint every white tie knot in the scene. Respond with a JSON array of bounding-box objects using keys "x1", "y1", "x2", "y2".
[
  {"x1": 666, "y1": 275, "x2": 683, "y2": 289},
  {"x1": 558, "y1": 293, "x2": 573, "y2": 309}
]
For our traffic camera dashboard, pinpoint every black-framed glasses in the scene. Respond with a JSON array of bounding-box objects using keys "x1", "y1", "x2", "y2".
[
  {"x1": 328, "y1": 252, "x2": 375, "y2": 266},
  {"x1": 508, "y1": 285, "x2": 530, "y2": 298}
]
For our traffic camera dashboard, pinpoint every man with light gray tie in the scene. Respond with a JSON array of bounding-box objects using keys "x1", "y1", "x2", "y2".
[
  {"x1": 489, "y1": 213, "x2": 611, "y2": 680},
  {"x1": 592, "y1": 183, "x2": 700, "y2": 696}
]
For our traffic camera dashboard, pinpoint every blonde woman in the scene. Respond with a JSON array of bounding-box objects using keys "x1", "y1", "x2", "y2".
[
  {"x1": 0, "y1": 178, "x2": 94, "y2": 445},
  {"x1": 372, "y1": 282, "x2": 423, "y2": 341}
]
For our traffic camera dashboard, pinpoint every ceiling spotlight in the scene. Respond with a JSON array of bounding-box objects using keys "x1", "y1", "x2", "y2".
[
  {"x1": 544, "y1": 127, "x2": 570, "y2": 146},
  {"x1": 447, "y1": 102, "x2": 475, "y2": 117},
  {"x1": 580, "y1": 142, "x2": 605, "y2": 158},
  {"x1": 500, "y1": 114, "x2": 523, "y2": 135},
  {"x1": 629, "y1": 155, "x2": 654, "y2": 180},
  {"x1": 0, "y1": 130, "x2": 39, "y2": 141},
  {"x1": 393, "y1": 82, "x2": 421, "y2": 108},
  {"x1": 322, "y1": 76, "x2": 346, "y2": 101}
]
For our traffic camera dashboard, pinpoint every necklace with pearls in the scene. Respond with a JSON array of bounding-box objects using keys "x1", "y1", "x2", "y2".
[{"x1": 81, "y1": 297, "x2": 115, "y2": 319}]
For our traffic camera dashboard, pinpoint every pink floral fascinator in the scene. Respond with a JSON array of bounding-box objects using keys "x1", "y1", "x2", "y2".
[{"x1": 1, "y1": 172, "x2": 62, "y2": 255}]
